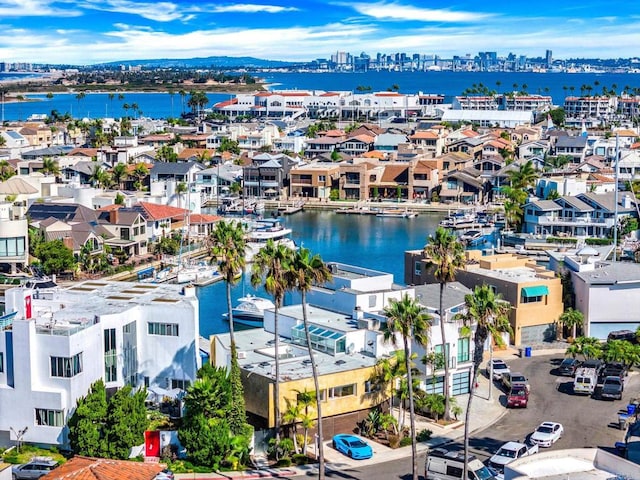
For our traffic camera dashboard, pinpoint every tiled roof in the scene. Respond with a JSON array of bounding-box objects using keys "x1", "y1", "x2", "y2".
[
  {"x1": 410, "y1": 131, "x2": 438, "y2": 139},
  {"x1": 380, "y1": 164, "x2": 408, "y2": 183},
  {"x1": 189, "y1": 213, "x2": 221, "y2": 224},
  {"x1": 135, "y1": 201, "x2": 188, "y2": 221},
  {"x1": 40, "y1": 456, "x2": 164, "y2": 480}
]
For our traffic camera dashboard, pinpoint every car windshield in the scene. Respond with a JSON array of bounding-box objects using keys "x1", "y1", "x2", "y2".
[
  {"x1": 348, "y1": 439, "x2": 367, "y2": 448},
  {"x1": 474, "y1": 465, "x2": 497, "y2": 480},
  {"x1": 497, "y1": 448, "x2": 517, "y2": 458},
  {"x1": 511, "y1": 388, "x2": 526, "y2": 396},
  {"x1": 560, "y1": 359, "x2": 574, "y2": 366},
  {"x1": 537, "y1": 426, "x2": 553, "y2": 434},
  {"x1": 605, "y1": 378, "x2": 622, "y2": 385},
  {"x1": 512, "y1": 375, "x2": 526, "y2": 382}
]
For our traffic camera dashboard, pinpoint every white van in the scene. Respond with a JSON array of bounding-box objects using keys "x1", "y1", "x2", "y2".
[
  {"x1": 573, "y1": 367, "x2": 598, "y2": 395},
  {"x1": 425, "y1": 447, "x2": 498, "y2": 479}
]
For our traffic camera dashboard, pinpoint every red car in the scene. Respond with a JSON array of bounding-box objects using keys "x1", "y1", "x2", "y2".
[{"x1": 507, "y1": 383, "x2": 529, "y2": 408}]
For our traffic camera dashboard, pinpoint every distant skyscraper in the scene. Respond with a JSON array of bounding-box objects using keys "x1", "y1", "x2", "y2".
[{"x1": 546, "y1": 50, "x2": 553, "y2": 68}]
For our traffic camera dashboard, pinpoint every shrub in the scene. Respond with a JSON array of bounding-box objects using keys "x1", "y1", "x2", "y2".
[
  {"x1": 417, "y1": 429, "x2": 433, "y2": 442},
  {"x1": 292, "y1": 453, "x2": 309, "y2": 465},
  {"x1": 585, "y1": 238, "x2": 612, "y2": 246},
  {"x1": 388, "y1": 434, "x2": 401, "y2": 449},
  {"x1": 276, "y1": 457, "x2": 292, "y2": 467},
  {"x1": 399, "y1": 436, "x2": 413, "y2": 447}
]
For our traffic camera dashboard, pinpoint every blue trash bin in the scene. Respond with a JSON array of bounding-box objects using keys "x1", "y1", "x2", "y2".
[
  {"x1": 628, "y1": 404, "x2": 636, "y2": 416},
  {"x1": 524, "y1": 346, "x2": 532, "y2": 357}
]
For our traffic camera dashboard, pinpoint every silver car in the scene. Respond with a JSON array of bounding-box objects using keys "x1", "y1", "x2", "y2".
[{"x1": 12, "y1": 458, "x2": 58, "y2": 479}]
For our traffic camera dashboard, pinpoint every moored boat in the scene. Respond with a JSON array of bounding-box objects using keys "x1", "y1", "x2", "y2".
[
  {"x1": 376, "y1": 208, "x2": 418, "y2": 218},
  {"x1": 245, "y1": 219, "x2": 296, "y2": 261},
  {"x1": 223, "y1": 294, "x2": 275, "y2": 328}
]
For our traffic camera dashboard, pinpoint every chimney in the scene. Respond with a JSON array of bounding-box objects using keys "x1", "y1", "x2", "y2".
[
  {"x1": 62, "y1": 236, "x2": 74, "y2": 251},
  {"x1": 109, "y1": 208, "x2": 120, "y2": 225}
]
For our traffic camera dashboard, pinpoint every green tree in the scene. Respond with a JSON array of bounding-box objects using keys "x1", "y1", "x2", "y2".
[
  {"x1": 287, "y1": 248, "x2": 332, "y2": 479},
  {"x1": 424, "y1": 227, "x2": 465, "y2": 421},
  {"x1": 90, "y1": 164, "x2": 111, "y2": 188},
  {"x1": 219, "y1": 137, "x2": 240, "y2": 155},
  {"x1": 68, "y1": 379, "x2": 109, "y2": 457},
  {"x1": 602, "y1": 339, "x2": 635, "y2": 365},
  {"x1": 210, "y1": 220, "x2": 248, "y2": 434},
  {"x1": 458, "y1": 285, "x2": 511, "y2": 480},
  {"x1": 156, "y1": 145, "x2": 178, "y2": 162},
  {"x1": 105, "y1": 385, "x2": 149, "y2": 459},
  {"x1": 251, "y1": 240, "x2": 294, "y2": 458},
  {"x1": 382, "y1": 295, "x2": 430, "y2": 480},
  {"x1": 132, "y1": 163, "x2": 149, "y2": 191},
  {"x1": 111, "y1": 163, "x2": 128, "y2": 190},
  {"x1": 549, "y1": 108, "x2": 566, "y2": 127},
  {"x1": 41, "y1": 157, "x2": 60, "y2": 177},
  {"x1": 507, "y1": 160, "x2": 539, "y2": 190},
  {"x1": 565, "y1": 336, "x2": 602, "y2": 360},
  {"x1": 188, "y1": 90, "x2": 209, "y2": 115},
  {"x1": 0, "y1": 160, "x2": 15, "y2": 181},
  {"x1": 175, "y1": 181, "x2": 188, "y2": 208},
  {"x1": 35, "y1": 239, "x2": 76, "y2": 275},
  {"x1": 558, "y1": 308, "x2": 584, "y2": 339}
]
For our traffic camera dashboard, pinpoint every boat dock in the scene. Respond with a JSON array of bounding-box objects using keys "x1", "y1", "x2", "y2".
[{"x1": 277, "y1": 200, "x2": 305, "y2": 215}]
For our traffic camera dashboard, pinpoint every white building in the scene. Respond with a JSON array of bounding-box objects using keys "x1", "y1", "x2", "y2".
[
  {"x1": 0, "y1": 201, "x2": 28, "y2": 273},
  {"x1": 441, "y1": 109, "x2": 534, "y2": 128},
  {"x1": 0, "y1": 281, "x2": 200, "y2": 447}
]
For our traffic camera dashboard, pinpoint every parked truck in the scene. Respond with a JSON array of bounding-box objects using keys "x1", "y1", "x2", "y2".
[
  {"x1": 573, "y1": 367, "x2": 598, "y2": 395},
  {"x1": 488, "y1": 441, "x2": 539, "y2": 474}
]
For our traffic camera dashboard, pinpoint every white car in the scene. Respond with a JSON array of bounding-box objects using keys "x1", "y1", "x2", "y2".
[
  {"x1": 530, "y1": 421, "x2": 564, "y2": 447},
  {"x1": 487, "y1": 359, "x2": 510, "y2": 381}
]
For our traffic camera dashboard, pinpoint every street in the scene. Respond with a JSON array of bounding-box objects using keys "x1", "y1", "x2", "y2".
[{"x1": 292, "y1": 353, "x2": 635, "y2": 479}]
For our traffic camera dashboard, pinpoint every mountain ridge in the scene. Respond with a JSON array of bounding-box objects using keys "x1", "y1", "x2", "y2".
[{"x1": 94, "y1": 56, "x2": 303, "y2": 69}]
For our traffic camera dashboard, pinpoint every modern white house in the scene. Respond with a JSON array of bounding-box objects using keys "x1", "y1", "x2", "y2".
[
  {"x1": 0, "y1": 281, "x2": 200, "y2": 447},
  {"x1": 0, "y1": 201, "x2": 28, "y2": 273}
]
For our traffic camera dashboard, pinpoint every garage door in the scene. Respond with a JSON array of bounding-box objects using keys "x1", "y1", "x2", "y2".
[
  {"x1": 520, "y1": 323, "x2": 556, "y2": 345},
  {"x1": 452, "y1": 371, "x2": 470, "y2": 396}
]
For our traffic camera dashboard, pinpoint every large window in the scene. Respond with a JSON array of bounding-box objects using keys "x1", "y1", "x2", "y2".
[
  {"x1": 435, "y1": 343, "x2": 454, "y2": 368},
  {"x1": 329, "y1": 383, "x2": 356, "y2": 398},
  {"x1": 104, "y1": 328, "x2": 117, "y2": 382},
  {"x1": 171, "y1": 379, "x2": 190, "y2": 390},
  {"x1": 50, "y1": 353, "x2": 82, "y2": 378},
  {"x1": 457, "y1": 338, "x2": 470, "y2": 364},
  {"x1": 35, "y1": 408, "x2": 64, "y2": 427},
  {"x1": 148, "y1": 322, "x2": 179, "y2": 336},
  {"x1": 425, "y1": 375, "x2": 444, "y2": 395},
  {"x1": 0, "y1": 237, "x2": 26, "y2": 257}
]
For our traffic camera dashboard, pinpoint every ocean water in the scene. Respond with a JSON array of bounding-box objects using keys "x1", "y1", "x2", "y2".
[
  {"x1": 197, "y1": 209, "x2": 444, "y2": 337},
  {"x1": 3, "y1": 71, "x2": 640, "y2": 121}
]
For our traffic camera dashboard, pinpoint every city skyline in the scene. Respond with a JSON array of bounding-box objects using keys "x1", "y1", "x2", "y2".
[{"x1": 1, "y1": 0, "x2": 640, "y2": 65}]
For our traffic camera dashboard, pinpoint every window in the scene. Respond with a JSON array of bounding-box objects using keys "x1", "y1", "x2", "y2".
[
  {"x1": 0, "y1": 237, "x2": 26, "y2": 257},
  {"x1": 50, "y1": 353, "x2": 83, "y2": 378},
  {"x1": 171, "y1": 379, "x2": 190, "y2": 390},
  {"x1": 148, "y1": 322, "x2": 179, "y2": 336},
  {"x1": 35, "y1": 408, "x2": 64, "y2": 427},
  {"x1": 298, "y1": 390, "x2": 326, "y2": 402},
  {"x1": 521, "y1": 295, "x2": 543, "y2": 303},
  {"x1": 0, "y1": 352, "x2": 3, "y2": 373},
  {"x1": 446, "y1": 465, "x2": 463, "y2": 478},
  {"x1": 425, "y1": 375, "x2": 444, "y2": 394},
  {"x1": 435, "y1": 343, "x2": 454, "y2": 368},
  {"x1": 414, "y1": 261, "x2": 421, "y2": 276},
  {"x1": 457, "y1": 338, "x2": 470, "y2": 363},
  {"x1": 368, "y1": 295, "x2": 376, "y2": 308},
  {"x1": 329, "y1": 383, "x2": 356, "y2": 398},
  {"x1": 104, "y1": 328, "x2": 117, "y2": 382}
]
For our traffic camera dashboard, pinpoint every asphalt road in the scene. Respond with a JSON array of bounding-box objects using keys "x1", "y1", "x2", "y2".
[{"x1": 293, "y1": 353, "x2": 635, "y2": 480}]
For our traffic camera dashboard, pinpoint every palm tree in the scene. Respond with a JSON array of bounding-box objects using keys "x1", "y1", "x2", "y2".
[
  {"x1": 175, "y1": 181, "x2": 188, "y2": 209},
  {"x1": 287, "y1": 248, "x2": 332, "y2": 479},
  {"x1": 558, "y1": 307, "x2": 584, "y2": 340},
  {"x1": 458, "y1": 285, "x2": 512, "y2": 480},
  {"x1": 251, "y1": 240, "x2": 294, "y2": 458},
  {"x1": 507, "y1": 160, "x2": 538, "y2": 190},
  {"x1": 41, "y1": 157, "x2": 60, "y2": 178},
  {"x1": 295, "y1": 389, "x2": 316, "y2": 454},
  {"x1": 0, "y1": 160, "x2": 15, "y2": 181},
  {"x1": 90, "y1": 164, "x2": 110, "y2": 188},
  {"x1": 132, "y1": 163, "x2": 149, "y2": 191},
  {"x1": 179, "y1": 89, "x2": 187, "y2": 115},
  {"x1": 282, "y1": 400, "x2": 302, "y2": 454},
  {"x1": 382, "y1": 294, "x2": 430, "y2": 480},
  {"x1": 566, "y1": 336, "x2": 602, "y2": 360},
  {"x1": 108, "y1": 93, "x2": 115, "y2": 115},
  {"x1": 424, "y1": 227, "x2": 465, "y2": 421},
  {"x1": 111, "y1": 163, "x2": 128, "y2": 190}
]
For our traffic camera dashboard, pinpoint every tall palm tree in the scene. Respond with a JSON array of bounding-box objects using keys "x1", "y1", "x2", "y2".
[
  {"x1": 558, "y1": 307, "x2": 584, "y2": 340},
  {"x1": 382, "y1": 294, "x2": 430, "y2": 480},
  {"x1": 132, "y1": 163, "x2": 149, "y2": 191},
  {"x1": 175, "y1": 181, "x2": 188, "y2": 209},
  {"x1": 90, "y1": 164, "x2": 110, "y2": 188},
  {"x1": 210, "y1": 220, "x2": 248, "y2": 435},
  {"x1": 287, "y1": 248, "x2": 332, "y2": 479},
  {"x1": 424, "y1": 227, "x2": 465, "y2": 421},
  {"x1": 41, "y1": 157, "x2": 60, "y2": 178},
  {"x1": 459, "y1": 285, "x2": 511, "y2": 480},
  {"x1": 111, "y1": 163, "x2": 128, "y2": 190},
  {"x1": 251, "y1": 240, "x2": 294, "y2": 457},
  {"x1": 507, "y1": 159, "x2": 539, "y2": 191},
  {"x1": 179, "y1": 89, "x2": 187, "y2": 115}
]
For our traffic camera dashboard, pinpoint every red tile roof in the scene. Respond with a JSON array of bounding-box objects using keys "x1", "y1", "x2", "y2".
[
  {"x1": 41, "y1": 456, "x2": 164, "y2": 480},
  {"x1": 189, "y1": 213, "x2": 221, "y2": 224},
  {"x1": 137, "y1": 201, "x2": 188, "y2": 220},
  {"x1": 97, "y1": 204, "x2": 123, "y2": 212}
]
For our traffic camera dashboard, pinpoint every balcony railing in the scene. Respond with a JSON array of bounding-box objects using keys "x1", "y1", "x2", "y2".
[{"x1": 533, "y1": 216, "x2": 612, "y2": 226}]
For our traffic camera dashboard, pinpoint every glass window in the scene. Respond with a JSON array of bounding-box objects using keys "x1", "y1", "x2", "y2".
[
  {"x1": 425, "y1": 375, "x2": 444, "y2": 394},
  {"x1": 329, "y1": 383, "x2": 356, "y2": 398},
  {"x1": 171, "y1": 379, "x2": 190, "y2": 390},
  {"x1": 457, "y1": 338, "x2": 470, "y2": 363},
  {"x1": 452, "y1": 371, "x2": 471, "y2": 396},
  {"x1": 104, "y1": 328, "x2": 117, "y2": 382},
  {"x1": 50, "y1": 353, "x2": 83, "y2": 378},
  {"x1": 148, "y1": 322, "x2": 179, "y2": 336},
  {"x1": 35, "y1": 408, "x2": 64, "y2": 427},
  {"x1": 369, "y1": 295, "x2": 376, "y2": 308}
]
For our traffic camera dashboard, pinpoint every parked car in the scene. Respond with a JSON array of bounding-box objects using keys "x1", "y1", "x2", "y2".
[
  {"x1": 502, "y1": 372, "x2": 530, "y2": 393},
  {"x1": 489, "y1": 441, "x2": 539, "y2": 473},
  {"x1": 507, "y1": 383, "x2": 529, "y2": 408},
  {"x1": 600, "y1": 376, "x2": 624, "y2": 400},
  {"x1": 155, "y1": 469, "x2": 175, "y2": 480},
  {"x1": 557, "y1": 358, "x2": 582, "y2": 376},
  {"x1": 582, "y1": 359, "x2": 604, "y2": 376},
  {"x1": 332, "y1": 434, "x2": 373, "y2": 460},
  {"x1": 12, "y1": 458, "x2": 58, "y2": 479},
  {"x1": 487, "y1": 359, "x2": 510, "y2": 381},
  {"x1": 425, "y1": 447, "x2": 499, "y2": 480},
  {"x1": 530, "y1": 421, "x2": 564, "y2": 447},
  {"x1": 573, "y1": 367, "x2": 598, "y2": 395},
  {"x1": 607, "y1": 330, "x2": 637, "y2": 343},
  {"x1": 601, "y1": 362, "x2": 628, "y2": 380}
]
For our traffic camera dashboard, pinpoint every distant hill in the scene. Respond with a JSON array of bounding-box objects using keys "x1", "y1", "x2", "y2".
[{"x1": 94, "y1": 56, "x2": 300, "y2": 69}]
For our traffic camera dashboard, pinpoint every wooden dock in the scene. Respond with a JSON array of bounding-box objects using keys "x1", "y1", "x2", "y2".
[{"x1": 277, "y1": 200, "x2": 305, "y2": 215}]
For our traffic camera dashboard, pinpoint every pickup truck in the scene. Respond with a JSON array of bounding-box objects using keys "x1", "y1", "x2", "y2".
[
  {"x1": 489, "y1": 441, "x2": 539, "y2": 474},
  {"x1": 600, "y1": 375, "x2": 624, "y2": 400}
]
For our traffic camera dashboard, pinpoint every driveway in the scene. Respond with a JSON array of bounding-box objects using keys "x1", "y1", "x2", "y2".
[{"x1": 469, "y1": 353, "x2": 634, "y2": 460}]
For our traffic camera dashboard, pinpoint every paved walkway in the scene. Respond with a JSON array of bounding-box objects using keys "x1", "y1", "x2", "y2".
[{"x1": 175, "y1": 346, "x2": 567, "y2": 479}]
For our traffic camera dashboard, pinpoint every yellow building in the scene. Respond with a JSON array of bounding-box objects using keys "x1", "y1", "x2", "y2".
[{"x1": 405, "y1": 250, "x2": 564, "y2": 346}]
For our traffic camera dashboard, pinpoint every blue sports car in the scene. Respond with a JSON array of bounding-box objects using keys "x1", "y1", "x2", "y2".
[{"x1": 332, "y1": 434, "x2": 373, "y2": 460}]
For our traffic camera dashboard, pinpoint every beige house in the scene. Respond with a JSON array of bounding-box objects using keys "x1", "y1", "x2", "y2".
[
  {"x1": 405, "y1": 251, "x2": 564, "y2": 346},
  {"x1": 289, "y1": 161, "x2": 340, "y2": 199}
]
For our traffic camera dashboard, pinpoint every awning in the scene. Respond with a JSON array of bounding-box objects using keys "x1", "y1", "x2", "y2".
[{"x1": 522, "y1": 285, "x2": 549, "y2": 297}]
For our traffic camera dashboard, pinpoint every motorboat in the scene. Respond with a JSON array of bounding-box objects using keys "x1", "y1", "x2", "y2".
[
  {"x1": 439, "y1": 210, "x2": 478, "y2": 228},
  {"x1": 223, "y1": 294, "x2": 275, "y2": 328},
  {"x1": 376, "y1": 208, "x2": 418, "y2": 218},
  {"x1": 245, "y1": 219, "x2": 296, "y2": 261},
  {"x1": 459, "y1": 229, "x2": 484, "y2": 243},
  {"x1": 176, "y1": 261, "x2": 221, "y2": 285}
]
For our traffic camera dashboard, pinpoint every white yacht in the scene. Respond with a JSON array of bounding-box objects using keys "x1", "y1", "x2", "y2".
[
  {"x1": 245, "y1": 219, "x2": 296, "y2": 261},
  {"x1": 223, "y1": 294, "x2": 275, "y2": 328},
  {"x1": 176, "y1": 261, "x2": 221, "y2": 285}
]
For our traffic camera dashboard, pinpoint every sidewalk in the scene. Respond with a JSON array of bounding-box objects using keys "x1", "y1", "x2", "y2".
[{"x1": 176, "y1": 345, "x2": 568, "y2": 479}]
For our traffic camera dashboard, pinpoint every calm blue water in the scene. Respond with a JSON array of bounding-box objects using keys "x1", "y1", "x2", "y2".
[
  {"x1": 197, "y1": 209, "x2": 443, "y2": 337},
  {"x1": 3, "y1": 71, "x2": 640, "y2": 121}
]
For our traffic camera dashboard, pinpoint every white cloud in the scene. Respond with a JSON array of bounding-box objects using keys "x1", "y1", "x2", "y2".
[
  {"x1": 0, "y1": 0, "x2": 82, "y2": 17},
  {"x1": 211, "y1": 4, "x2": 299, "y2": 13},
  {"x1": 78, "y1": 0, "x2": 188, "y2": 22},
  {"x1": 348, "y1": 2, "x2": 494, "y2": 23}
]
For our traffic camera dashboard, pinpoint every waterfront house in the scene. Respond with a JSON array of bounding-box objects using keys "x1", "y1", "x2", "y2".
[
  {"x1": 99, "y1": 208, "x2": 149, "y2": 258},
  {"x1": 242, "y1": 152, "x2": 297, "y2": 198},
  {"x1": 288, "y1": 161, "x2": 340, "y2": 200},
  {"x1": 441, "y1": 110, "x2": 534, "y2": 128},
  {"x1": 553, "y1": 135, "x2": 588, "y2": 163},
  {"x1": 405, "y1": 251, "x2": 564, "y2": 345},
  {"x1": 149, "y1": 161, "x2": 203, "y2": 209},
  {"x1": 337, "y1": 158, "x2": 376, "y2": 200},
  {"x1": 409, "y1": 159, "x2": 440, "y2": 200},
  {"x1": 125, "y1": 201, "x2": 187, "y2": 243},
  {"x1": 38, "y1": 217, "x2": 105, "y2": 261},
  {"x1": 439, "y1": 167, "x2": 486, "y2": 204},
  {"x1": 0, "y1": 281, "x2": 200, "y2": 447},
  {"x1": 563, "y1": 96, "x2": 618, "y2": 121}
]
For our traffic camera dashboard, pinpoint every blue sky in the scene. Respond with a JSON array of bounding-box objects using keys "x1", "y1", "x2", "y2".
[{"x1": 1, "y1": 0, "x2": 639, "y2": 65}]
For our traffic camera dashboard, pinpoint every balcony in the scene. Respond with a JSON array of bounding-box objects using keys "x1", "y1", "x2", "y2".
[{"x1": 533, "y1": 216, "x2": 612, "y2": 227}]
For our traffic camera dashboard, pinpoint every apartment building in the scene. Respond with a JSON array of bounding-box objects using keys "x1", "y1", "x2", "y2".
[{"x1": 563, "y1": 96, "x2": 618, "y2": 120}]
